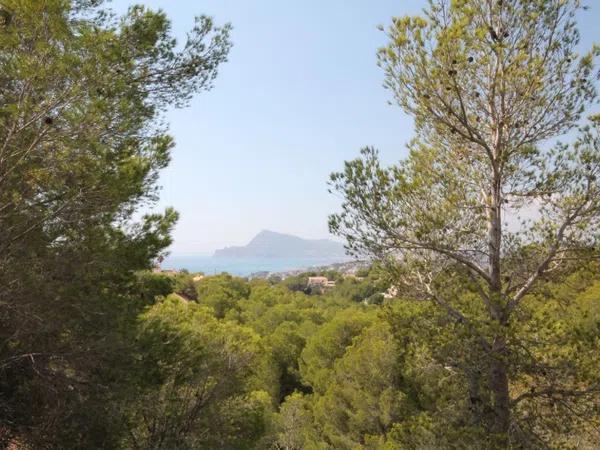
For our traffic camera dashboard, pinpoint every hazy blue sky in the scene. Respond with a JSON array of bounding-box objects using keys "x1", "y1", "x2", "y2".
[{"x1": 111, "y1": 1, "x2": 600, "y2": 254}]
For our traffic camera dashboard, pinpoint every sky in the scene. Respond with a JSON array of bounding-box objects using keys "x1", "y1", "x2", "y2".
[{"x1": 110, "y1": 0, "x2": 600, "y2": 255}]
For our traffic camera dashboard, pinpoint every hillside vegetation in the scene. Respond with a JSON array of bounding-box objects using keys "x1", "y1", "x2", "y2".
[{"x1": 0, "y1": 0, "x2": 599, "y2": 449}]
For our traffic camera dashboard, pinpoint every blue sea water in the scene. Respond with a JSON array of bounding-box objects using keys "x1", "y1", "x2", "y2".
[{"x1": 161, "y1": 255, "x2": 351, "y2": 277}]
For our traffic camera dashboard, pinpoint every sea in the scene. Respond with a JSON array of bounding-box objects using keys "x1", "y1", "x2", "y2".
[{"x1": 160, "y1": 255, "x2": 352, "y2": 277}]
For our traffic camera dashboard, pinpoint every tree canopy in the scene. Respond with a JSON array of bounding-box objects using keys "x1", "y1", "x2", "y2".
[
  {"x1": 1, "y1": 1, "x2": 599, "y2": 449},
  {"x1": 0, "y1": 0, "x2": 231, "y2": 446},
  {"x1": 330, "y1": 0, "x2": 600, "y2": 446}
]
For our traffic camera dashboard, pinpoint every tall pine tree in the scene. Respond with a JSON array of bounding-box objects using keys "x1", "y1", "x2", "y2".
[{"x1": 330, "y1": 0, "x2": 600, "y2": 445}]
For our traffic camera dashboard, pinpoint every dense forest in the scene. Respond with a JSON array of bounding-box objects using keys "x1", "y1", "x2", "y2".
[
  {"x1": 5, "y1": 263, "x2": 599, "y2": 448},
  {"x1": 0, "y1": 0, "x2": 599, "y2": 449}
]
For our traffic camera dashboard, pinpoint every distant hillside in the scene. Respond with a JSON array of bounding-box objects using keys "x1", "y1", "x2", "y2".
[{"x1": 214, "y1": 230, "x2": 348, "y2": 258}]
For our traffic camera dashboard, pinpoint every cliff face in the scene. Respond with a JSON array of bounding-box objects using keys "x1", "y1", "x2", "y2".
[{"x1": 213, "y1": 230, "x2": 347, "y2": 258}]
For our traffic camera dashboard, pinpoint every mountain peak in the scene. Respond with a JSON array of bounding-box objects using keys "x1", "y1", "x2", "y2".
[
  {"x1": 254, "y1": 229, "x2": 282, "y2": 238},
  {"x1": 214, "y1": 231, "x2": 347, "y2": 259}
]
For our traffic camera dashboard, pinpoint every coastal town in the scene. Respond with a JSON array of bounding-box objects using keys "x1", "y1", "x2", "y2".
[
  {"x1": 153, "y1": 259, "x2": 370, "y2": 283},
  {"x1": 153, "y1": 258, "x2": 402, "y2": 301}
]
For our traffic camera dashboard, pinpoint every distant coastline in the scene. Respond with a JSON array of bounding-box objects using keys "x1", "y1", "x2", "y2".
[{"x1": 160, "y1": 254, "x2": 354, "y2": 277}]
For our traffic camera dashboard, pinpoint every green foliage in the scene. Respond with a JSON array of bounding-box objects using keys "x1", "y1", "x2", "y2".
[
  {"x1": 329, "y1": 0, "x2": 600, "y2": 445},
  {"x1": 196, "y1": 273, "x2": 251, "y2": 318},
  {"x1": 312, "y1": 321, "x2": 413, "y2": 449},
  {"x1": 300, "y1": 308, "x2": 376, "y2": 394},
  {"x1": 265, "y1": 321, "x2": 310, "y2": 401},
  {"x1": 135, "y1": 271, "x2": 175, "y2": 303},
  {"x1": 127, "y1": 296, "x2": 267, "y2": 449},
  {"x1": 2, "y1": 0, "x2": 599, "y2": 448},
  {"x1": 281, "y1": 273, "x2": 311, "y2": 293},
  {"x1": 328, "y1": 270, "x2": 389, "y2": 303},
  {"x1": 0, "y1": 0, "x2": 231, "y2": 446},
  {"x1": 173, "y1": 272, "x2": 199, "y2": 300},
  {"x1": 275, "y1": 393, "x2": 323, "y2": 450}
]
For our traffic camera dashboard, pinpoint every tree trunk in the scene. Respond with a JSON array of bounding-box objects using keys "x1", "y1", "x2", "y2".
[
  {"x1": 487, "y1": 161, "x2": 510, "y2": 444},
  {"x1": 489, "y1": 335, "x2": 510, "y2": 444}
]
